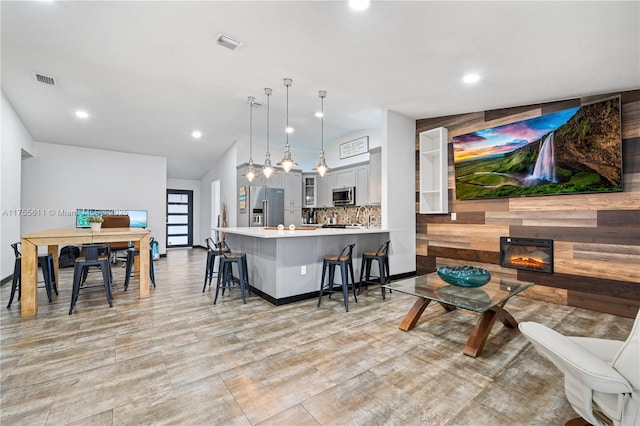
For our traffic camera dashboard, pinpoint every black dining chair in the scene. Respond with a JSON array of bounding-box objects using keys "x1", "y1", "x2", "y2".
[
  {"x1": 69, "y1": 244, "x2": 112, "y2": 314},
  {"x1": 124, "y1": 237, "x2": 156, "y2": 291},
  {"x1": 7, "y1": 242, "x2": 58, "y2": 309}
]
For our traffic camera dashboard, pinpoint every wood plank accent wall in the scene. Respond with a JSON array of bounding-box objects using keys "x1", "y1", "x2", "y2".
[{"x1": 415, "y1": 90, "x2": 640, "y2": 318}]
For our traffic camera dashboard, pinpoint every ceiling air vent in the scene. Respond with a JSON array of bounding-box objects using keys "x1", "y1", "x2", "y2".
[
  {"x1": 32, "y1": 72, "x2": 57, "y2": 86},
  {"x1": 215, "y1": 33, "x2": 242, "y2": 51}
]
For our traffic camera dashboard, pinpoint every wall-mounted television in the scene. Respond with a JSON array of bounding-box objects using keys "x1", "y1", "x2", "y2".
[
  {"x1": 76, "y1": 209, "x2": 148, "y2": 228},
  {"x1": 452, "y1": 97, "x2": 623, "y2": 200}
]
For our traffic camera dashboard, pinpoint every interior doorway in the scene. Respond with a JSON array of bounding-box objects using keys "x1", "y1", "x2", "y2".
[{"x1": 166, "y1": 189, "x2": 193, "y2": 248}]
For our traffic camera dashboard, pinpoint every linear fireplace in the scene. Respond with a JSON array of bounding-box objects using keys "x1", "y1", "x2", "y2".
[{"x1": 500, "y1": 237, "x2": 554, "y2": 273}]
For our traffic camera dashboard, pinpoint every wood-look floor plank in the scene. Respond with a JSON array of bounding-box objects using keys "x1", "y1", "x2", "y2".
[{"x1": 0, "y1": 248, "x2": 635, "y2": 425}]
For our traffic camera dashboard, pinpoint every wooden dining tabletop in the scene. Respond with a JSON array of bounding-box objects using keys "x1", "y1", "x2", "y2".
[{"x1": 20, "y1": 227, "x2": 151, "y2": 317}]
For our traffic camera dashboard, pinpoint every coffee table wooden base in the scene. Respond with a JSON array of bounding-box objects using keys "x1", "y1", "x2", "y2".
[
  {"x1": 399, "y1": 298, "x2": 432, "y2": 331},
  {"x1": 398, "y1": 298, "x2": 518, "y2": 358}
]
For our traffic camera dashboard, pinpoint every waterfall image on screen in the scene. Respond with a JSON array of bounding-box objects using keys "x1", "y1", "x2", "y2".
[
  {"x1": 530, "y1": 133, "x2": 556, "y2": 182},
  {"x1": 452, "y1": 97, "x2": 623, "y2": 200}
]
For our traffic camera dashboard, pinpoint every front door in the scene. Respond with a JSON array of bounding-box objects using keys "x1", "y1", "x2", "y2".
[{"x1": 166, "y1": 189, "x2": 193, "y2": 248}]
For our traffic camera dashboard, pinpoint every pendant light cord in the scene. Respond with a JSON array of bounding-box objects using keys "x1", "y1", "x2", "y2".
[{"x1": 321, "y1": 96, "x2": 324, "y2": 151}]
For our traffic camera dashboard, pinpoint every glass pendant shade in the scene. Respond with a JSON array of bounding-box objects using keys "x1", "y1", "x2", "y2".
[
  {"x1": 277, "y1": 78, "x2": 297, "y2": 172},
  {"x1": 315, "y1": 151, "x2": 329, "y2": 177},
  {"x1": 263, "y1": 87, "x2": 274, "y2": 178},
  {"x1": 279, "y1": 147, "x2": 296, "y2": 173},
  {"x1": 313, "y1": 90, "x2": 330, "y2": 177},
  {"x1": 263, "y1": 156, "x2": 274, "y2": 178},
  {"x1": 245, "y1": 162, "x2": 256, "y2": 182}
]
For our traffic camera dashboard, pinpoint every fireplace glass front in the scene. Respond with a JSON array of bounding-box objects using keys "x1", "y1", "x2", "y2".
[{"x1": 500, "y1": 237, "x2": 553, "y2": 273}]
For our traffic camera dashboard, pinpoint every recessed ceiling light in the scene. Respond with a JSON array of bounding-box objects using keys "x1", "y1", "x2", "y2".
[
  {"x1": 215, "y1": 33, "x2": 243, "y2": 51},
  {"x1": 192, "y1": 130, "x2": 202, "y2": 139},
  {"x1": 315, "y1": 111, "x2": 324, "y2": 118},
  {"x1": 75, "y1": 110, "x2": 89, "y2": 119},
  {"x1": 463, "y1": 73, "x2": 481, "y2": 84},
  {"x1": 349, "y1": 0, "x2": 370, "y2": 11}
]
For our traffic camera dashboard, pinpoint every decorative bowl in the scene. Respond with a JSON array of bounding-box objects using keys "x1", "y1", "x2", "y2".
[{"x1": 437, "y1": 266, "x2": 491, "y2": 287}]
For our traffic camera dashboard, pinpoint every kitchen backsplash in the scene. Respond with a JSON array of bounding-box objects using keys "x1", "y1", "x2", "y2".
[{"x1": 302, "y1": 206, "x2": 382, "y2": 226}]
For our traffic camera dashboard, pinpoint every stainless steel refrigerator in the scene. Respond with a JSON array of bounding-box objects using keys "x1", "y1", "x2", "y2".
[{"x1": 249, "y1": 187, "x2": 285, "y2": 227}]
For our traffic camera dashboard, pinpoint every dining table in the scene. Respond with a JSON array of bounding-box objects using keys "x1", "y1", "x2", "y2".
[{"x1": 20, "y1": 227, "x2": 151, "y2": 317}]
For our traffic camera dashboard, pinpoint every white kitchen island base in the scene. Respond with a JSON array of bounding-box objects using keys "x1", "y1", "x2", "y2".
[{"x1": 216, "y1": 227, "x2": 391, "y2": 305}]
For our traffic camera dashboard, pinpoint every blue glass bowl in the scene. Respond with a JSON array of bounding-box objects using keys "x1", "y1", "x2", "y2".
[{"x1": 437, "y1": 266, "x2": 491, "y2": 287}]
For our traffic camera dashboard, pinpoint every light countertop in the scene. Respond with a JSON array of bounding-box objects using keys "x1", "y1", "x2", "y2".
[{"x1": 212, "y1": 226, "x2": 390, "y2": 239}]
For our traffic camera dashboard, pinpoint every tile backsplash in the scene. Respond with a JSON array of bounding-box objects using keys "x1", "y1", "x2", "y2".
[{"x1": 302, "y1": 206, "x2": 381, "y2": 226}]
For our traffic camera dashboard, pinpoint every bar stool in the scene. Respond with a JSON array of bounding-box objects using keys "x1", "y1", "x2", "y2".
[
  {"x1": 203, "y1": 238, "x2": 231, "y2": 292},
  {"x1": 69, "y1": 244, "x2": 112, "y2": 314},
  {"x1": 124, "y1": 237, "x2": 156, "y2": 291},
  {"x1": 7, "y1": 242, "x2": 58, "y2": 309},
  {"x1": 358, "y1": 240, "x2": 391, "y2": 299},
  {"x1": 317, "y1": 243, "x2": 357, "y2": 312},
  {"x1": 214, "y1": 252, "x2": 249, "y2": 304}
]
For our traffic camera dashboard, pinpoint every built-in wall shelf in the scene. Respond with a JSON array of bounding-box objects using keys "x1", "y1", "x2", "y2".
[{"x1": 419, "y1": 127, "x2": 448, "y2": 214}]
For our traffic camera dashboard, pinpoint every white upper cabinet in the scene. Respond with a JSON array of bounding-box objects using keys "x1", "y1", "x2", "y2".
[
  {"x1": 355, "y1": 164, "x2": 369, "y2": 206},
  {"x1": 317, "y1": 172, "x2": 335, "y2": 208},
  {"x1": 419, "y1": 127, "x2": 449, "y2": 214},
  {"x1": 302, "y1": 173, "x2": 317, "y2": 208},
  {"x1": 334, "y1": 168, "x2": 356, "y2": 188},
  {"x1": 282, "y1": 170, "x2": 302, "y2": 207}
]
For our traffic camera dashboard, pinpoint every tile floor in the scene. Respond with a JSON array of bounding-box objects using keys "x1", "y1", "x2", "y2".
[{"x1": 1, "y1": 248, "x2": 634, "y2": 425}]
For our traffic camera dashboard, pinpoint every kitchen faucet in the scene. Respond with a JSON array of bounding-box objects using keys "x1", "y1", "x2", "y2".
[{"x1": 355, "y1": 205, "x2": 370, "y2": 228}]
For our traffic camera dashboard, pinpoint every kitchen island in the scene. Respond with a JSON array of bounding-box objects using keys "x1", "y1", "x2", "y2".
[{"x1": 213, "y1": 226, "x2": 390, "y2": 304}]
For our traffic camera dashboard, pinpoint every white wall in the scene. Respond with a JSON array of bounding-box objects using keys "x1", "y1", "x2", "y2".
[
  {"x1": 199, "y1": 144, "x2": 238, "y2": 246},
  {"x1": 382, "y1": 110, "x2": 416, "y2": 275},
  {"x1": 1, "y1": 92, "x2": 34, "y2": 279},
  {"x1": 235, "y1": 127, "x2": 381, "y2": 173},
  {"x1": 323, "y1": 128, "x2": 381, "y2": 169},
  {"x1": 167, "y1": 178, "x2": 201, "y2": 247},
  {"x1": 21, "y1": 142, "x2": 168, "y2": 254}
]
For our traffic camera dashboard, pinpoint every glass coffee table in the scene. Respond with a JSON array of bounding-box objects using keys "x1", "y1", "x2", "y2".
[{"x1": 383, "y1": 272, "x2": 534, "y2": 357}]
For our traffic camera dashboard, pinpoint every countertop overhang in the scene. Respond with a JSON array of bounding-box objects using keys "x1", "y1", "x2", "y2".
[{"x1": 212, "y1": 226, "x2": 390, "y2": 239}]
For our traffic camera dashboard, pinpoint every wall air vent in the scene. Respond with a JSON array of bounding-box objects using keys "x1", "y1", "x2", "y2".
[
  {"x1": 32, "y1": 73, "x2": 57, "y2": 86},
  {"x1": 215, "y1": 33, "x2": 243, "y2": 51}
]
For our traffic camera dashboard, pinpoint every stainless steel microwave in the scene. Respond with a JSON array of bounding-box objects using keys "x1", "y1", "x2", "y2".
[{"x1": 333, "y1": 187, "x2": 355, "y2": 206}]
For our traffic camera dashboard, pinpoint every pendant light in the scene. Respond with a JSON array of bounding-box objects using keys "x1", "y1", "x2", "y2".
[
  {"x1": 243, "y1": 96, "x2": 256, "y2": 182},
  {"x1": 313, "y1": 90, "x2": 330, "y2": 177},
  {"x1": 262, "y1": 87, "x2": 274, "y2": 178},
  {"x1": 277, "y1": 78, "x2": 297, "y2": 172}
]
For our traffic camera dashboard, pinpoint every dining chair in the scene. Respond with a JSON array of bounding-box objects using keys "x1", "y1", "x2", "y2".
[
  {"x1": 6, "y1": 242, "x2": 58, "y2": 308},
  {"x1": 69, "y1": 244, "x2": 112, "y2": 314},
  {"x1": 124, "y1": 237, "x2": 156, "y2": 291},
  {"x1": 101, "y1": 214, "x2": 131, "y2": 262}
]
